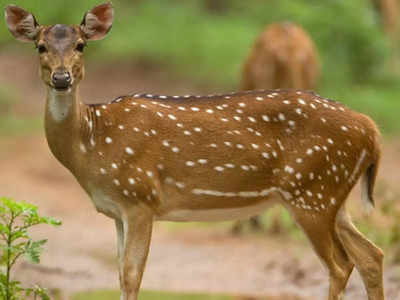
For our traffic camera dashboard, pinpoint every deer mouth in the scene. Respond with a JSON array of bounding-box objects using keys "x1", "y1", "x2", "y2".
[
  {"x1": 50, "y1": 84, "x2": 72, "y2": 93},
  {"x1": 54, "y1": 86, "x2": 71, "y2": 92}
]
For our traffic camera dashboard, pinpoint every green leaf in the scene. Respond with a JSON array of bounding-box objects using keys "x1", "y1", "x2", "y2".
[
  {"x1": 0, "y1": 224, "x2": 8, "y2": 235},
  {"x1": 24, "y1": 239, "x2": 48, "y2": 264},
  {"x1": 25, "y1": 285, "x2": 51, "y2": 300},
  {"x1": 10, "y1": 229, "x2": 28, "y2": 242},
  {"x1": 46, "y1": 217, "x2": 62, "y2": 226}
]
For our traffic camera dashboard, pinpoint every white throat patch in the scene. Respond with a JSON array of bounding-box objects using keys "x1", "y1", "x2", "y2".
[{"x1": 48, "y1": 88, "x2": 73, "y2": 122}]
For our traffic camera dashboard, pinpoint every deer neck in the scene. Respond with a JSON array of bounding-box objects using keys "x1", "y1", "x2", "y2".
[{"x1": 45, "y1": 86, "x2": 83, "y2": 172}]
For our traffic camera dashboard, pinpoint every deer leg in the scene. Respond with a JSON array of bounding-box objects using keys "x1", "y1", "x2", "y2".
[
  {"x1": 336, "y1": 209, "x2": 384, "y2": 300},
  {"x1": 295, "y1": 212, "x2": 354, "y2": 300},
  {"x1": 115, "y1": 219, "x2": 125, "y2": 295},
  {"x1": 231, "y1": 220, "x2": 244, "y2": 235},
  {"x1": 119, "y1": 209, "x2": 153, "y2": 300},
  {"x1": 249, "y1": 216, "x2": 263, "y2": 231}
]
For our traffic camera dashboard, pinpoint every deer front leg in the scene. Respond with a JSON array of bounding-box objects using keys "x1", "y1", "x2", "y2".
[
  {"x1": 115, "y1": 219, "x2": 124, "y2": 288},
  {"x1": 118, "y1": 208, "x2": 154, "y2": 300}
]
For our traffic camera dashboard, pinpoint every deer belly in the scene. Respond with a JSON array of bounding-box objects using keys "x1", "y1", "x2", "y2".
[
  {"x1": 157, "y1": 199, "x2": 279, "y2": 222},
  {"x1": 89, "y1": 187, "x2": 122, "y2": 219}
]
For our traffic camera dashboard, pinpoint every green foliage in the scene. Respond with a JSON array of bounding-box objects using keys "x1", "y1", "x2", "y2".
[
  {"x1": 0, "y1": 0, "x2": 389, "y2": 86},
  {"x1": 0, "y1": 116, "x2": 42, "y2": 137},
  {"x1": 90, "y1": 0, "x2": 388, "y2": 87},
  {"x1": 72, "y1": 289, "x2": 235, "y2": 300},
  {"x1": 0, "y1": 197, "x2": 61, "y2": 300}
]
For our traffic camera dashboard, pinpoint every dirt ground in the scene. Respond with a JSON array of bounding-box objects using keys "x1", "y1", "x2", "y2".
[{"x1": 1, "y1": 53, "x2": 400, "y2": 299}]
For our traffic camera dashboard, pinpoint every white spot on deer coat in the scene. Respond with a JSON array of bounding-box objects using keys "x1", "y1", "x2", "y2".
[
  {"x1": 125, "y1": 147, "x2": 134, "y2": 155},
  {"x1": 285, "y1": 165, "x2": 294, "y2": 174}
]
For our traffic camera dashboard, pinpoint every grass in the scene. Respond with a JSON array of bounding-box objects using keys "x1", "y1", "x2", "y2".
[
  {"x1": 0, "y1": 84, "x2": 42, "y2": 136},
  {"x1": 72, "y1": 289, "x2": 234, "y2": 300},
  {"x1": 0, "y1": 115, "x2": 42, "y2": 136}
]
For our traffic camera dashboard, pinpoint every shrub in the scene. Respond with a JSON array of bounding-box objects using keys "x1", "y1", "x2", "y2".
[{"x1": 0, "y1": 197, "x2": 61, "y2": 300}]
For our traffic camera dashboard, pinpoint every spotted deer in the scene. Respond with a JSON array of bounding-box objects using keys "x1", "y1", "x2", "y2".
[
  {"x1": 241, "y1": 22, "x2": 320, "y2": 91},
  {"x1": 5, "y1": 3, "x2": 384, "y2": 300}
]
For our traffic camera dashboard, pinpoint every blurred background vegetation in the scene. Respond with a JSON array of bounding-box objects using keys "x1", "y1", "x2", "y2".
[{"x1": 1, "y1": 0, "x2": 400, "y2": 133}]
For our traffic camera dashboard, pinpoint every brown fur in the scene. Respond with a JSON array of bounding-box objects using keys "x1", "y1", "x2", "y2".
[
  {"x1": 6, "y1": 3, "x2": 385, "y2": 300},
  {"x1": 241, "y1": 23, "x2": 320, "y2": 91},
  {"x1": 372, "y1": 0, "x2": 399, "y2": 36}
]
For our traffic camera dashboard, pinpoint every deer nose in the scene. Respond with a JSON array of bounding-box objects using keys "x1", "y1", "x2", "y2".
[{"x1": 52, "y1": 71, "x2": 71, "y2": 90}]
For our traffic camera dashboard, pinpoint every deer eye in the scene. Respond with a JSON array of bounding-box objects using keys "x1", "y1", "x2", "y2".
[
  {"x1": 76, "y1": 43, "x2": 85, "y2": 52},
  {"x1": 37, "y1": 44, "x2": 47, "y2": 54}
]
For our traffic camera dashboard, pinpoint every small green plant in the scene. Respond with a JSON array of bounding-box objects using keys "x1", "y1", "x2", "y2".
[{"x1": 0, "y1": 197, "x2": 61, "y2": 300}]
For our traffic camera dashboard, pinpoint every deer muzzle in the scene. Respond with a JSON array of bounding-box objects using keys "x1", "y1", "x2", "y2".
[{"x1": 52, "y1": 71, "x2": 72, "y2": 90}]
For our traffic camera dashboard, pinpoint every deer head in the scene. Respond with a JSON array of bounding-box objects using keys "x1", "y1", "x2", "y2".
[{"x1": 5, "y1": 2, "x2": 113, "y2": 93}]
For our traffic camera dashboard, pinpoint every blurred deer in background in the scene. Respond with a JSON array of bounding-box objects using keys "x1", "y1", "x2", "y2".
[
  {"x1": 6, "y1": 3, "x2": 384, "y2": 300},
  {"x1": 203, "y1": 0, "x2": 230, "y2": 14},
  {"x1": 234, "y1": 23, "x2": 320, "y2": 234},
  {"x1": 371, "y1": 0, "x2": 400, "y2": 73},
  {"x1": 241, "y1": 22, "x2": 320, "y2": 91},
  {"x1": 371, "y1": 0, "x2": 399, "y2": 37}
]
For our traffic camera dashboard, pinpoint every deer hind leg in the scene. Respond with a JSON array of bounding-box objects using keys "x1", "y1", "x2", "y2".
[
  {"x1": 249, "y1": 216, "x2": 263, "y2": 231},
  {"x1": 115, "y1": 219, "x2": 125, "y2": 296},
  {"x1": 232, "y1": 217, "x2": 264, "y2": 235},
  {"x1": 294, "y1": 211, "x2": 354, "y2": 300},
  {"x1": 335, "y1": 208, "x2": 384, "y2": 300}
]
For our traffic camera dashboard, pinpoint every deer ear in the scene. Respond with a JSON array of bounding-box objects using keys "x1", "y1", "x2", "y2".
[
  {"x1": 5, "y1": 5, "x2": 40, "y2": 42},
  {"x1": 80, "y1": 2, "x2": 114, "y2": 41}
]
